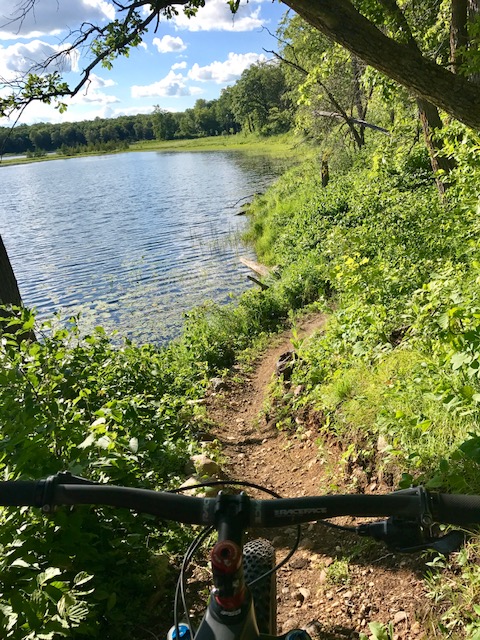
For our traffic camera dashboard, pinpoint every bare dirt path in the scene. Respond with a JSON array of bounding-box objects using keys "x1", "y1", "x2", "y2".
[{"x1": 204, "y1": 313, "x2": 430, "y2": 639}]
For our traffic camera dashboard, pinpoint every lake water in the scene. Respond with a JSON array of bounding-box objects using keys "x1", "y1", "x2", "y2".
[{"x1": 0, "y1": 151, "x2": 280, "y2": 344}]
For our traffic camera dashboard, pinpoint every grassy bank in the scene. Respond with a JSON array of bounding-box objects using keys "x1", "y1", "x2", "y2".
[
  {"x1": 247, "y1": 131, "x2": 480, "y2": 494},
  {"x1": 246, "y1": 124, "x2": 480, "y2": 637}
]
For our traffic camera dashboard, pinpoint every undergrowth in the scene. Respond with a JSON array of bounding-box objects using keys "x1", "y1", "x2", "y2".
[
  {"x1": 246, "y1": 124, "x2": 480, "y2": 636},
  {"x1": 2, "y1": 123, "x2": 480, "y2": 637}
]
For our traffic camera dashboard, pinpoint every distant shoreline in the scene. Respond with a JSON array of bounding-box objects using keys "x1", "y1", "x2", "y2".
[{"x1": 0, "y1": 132, "x2": 308, "y2": 167}]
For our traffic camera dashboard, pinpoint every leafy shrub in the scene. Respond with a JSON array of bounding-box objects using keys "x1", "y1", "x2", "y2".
[{"x1": 0, "y1": 313, "x2": 206, "y2": 638}]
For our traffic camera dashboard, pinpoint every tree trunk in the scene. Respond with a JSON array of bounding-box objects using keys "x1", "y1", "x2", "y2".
[
  {"x1": 351, "y1": 56, "x2": 366, "y2": 146},
  {"x1": 0, "y1": 235, "x2": 22, "y2": 307},
  {"x1": 451, "y1": 0, "x2": 469, "y2": 71},
  {"x1": 0, "y1": 235, "x2": 35, "y2": 341},
  {"x1": 284, "y1": 0, "x2": 480, "y2": 130},
  {"x1": 417, "y1": 98, "x2": 456, "y2": 196},
  {"x1": 321, "y1": 158, "x2": 330, "y2": 187}
]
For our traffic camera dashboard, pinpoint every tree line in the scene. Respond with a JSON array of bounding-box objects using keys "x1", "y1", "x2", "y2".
[{"x1": 0, "y1": 60, "x2": 293, "y2": 156}]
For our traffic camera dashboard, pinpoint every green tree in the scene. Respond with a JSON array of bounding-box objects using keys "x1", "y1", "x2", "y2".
[
  {"x1": 277, "y1": 14, "x2": 373, "y2": 148},
  {"x1": 152, "y1": 107, "x2": 178, "y2": 140},
  {"x1": 192, "y1": 99, "x2": 220, "y2": 136},
  {"x1": 215, "y1": 86, "x2": 240, "y2": 135},
  {"x1": 230, "y1": 61, "x2": 292, "y2": 134},
  {"x1": 28, "y1": 125, "x2": 53, "y2": 152}
]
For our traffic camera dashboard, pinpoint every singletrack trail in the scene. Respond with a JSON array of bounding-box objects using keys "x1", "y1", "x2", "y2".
[{"x1": 204, "y1": 312, "x2": 429, "y2": 639}]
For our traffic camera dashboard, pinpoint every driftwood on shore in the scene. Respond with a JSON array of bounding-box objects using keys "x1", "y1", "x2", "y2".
[
  {"x1": 240, "y1": 257, "x2": 279, "y2": 290},
  {"x1": 239, "y1": 257, "x2": 272, "y2": 278}
]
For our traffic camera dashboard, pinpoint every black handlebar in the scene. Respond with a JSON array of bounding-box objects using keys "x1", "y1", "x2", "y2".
[{"x1": 1, "y1": 473, "x2": 480, "y2": 528}]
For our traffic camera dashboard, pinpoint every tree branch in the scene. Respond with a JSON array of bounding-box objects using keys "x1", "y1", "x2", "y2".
[
  {"x1": 0, "y1": 0, "x2": 192, "y2": 118},
  {"x1": 265, "y1": 48, "x2": 365, "y2": 147},
  {"x1": 313, "y1": 111, "x2": 389, "y2": 134},
  {"x1": 283, "y1": 0, "x2": 480, "y2": 130}
]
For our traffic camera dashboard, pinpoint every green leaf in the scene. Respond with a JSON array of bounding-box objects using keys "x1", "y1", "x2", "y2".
[
  {"x1": 37, "y1": 567, "x2": 62, "y2": 586},
  {"x1": 451, "y1": 351, "x2": 471, "y2": 370},
  {"x1": 107, "y1": 592, "x2": 117, "y2": 611},
  {"x1": 78, "y1": 433, "x2": 96, "y2": 449},
  {"x1": 10, "y1": 558, "x2": 31, "y2": 568},
  {"x1": 74, "y1": 572, "x2": 94, "y2": 587},
  {"x1": 91, "y1": 417, "x2": 106, "y2": 428},
  {"x1": 96, "y1": 435, "x2": 111, "y2": 449}
]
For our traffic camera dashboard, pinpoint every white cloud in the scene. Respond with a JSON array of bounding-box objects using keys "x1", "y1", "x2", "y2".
[
  {"x1": 131, "y1": 70, "x2": 201, "y2": 98},
  {"x1": 3, "y1": 95, "x2": 172, "y2": 126},
  {"x1": 0, "y1": 40, "x2": 79, "y2": 79},
  {"x1": 171, "y1": 61, "x2": 187, "y2": 70},
  {"x1": 188, "y1": 51, "x2": 266, "y2": 84},
  {"x1": 87, "y1": 73, "x2": 116, "y2": 90},
  {"x1": 152, "y1": 35, "x2": 187, "y2": 53},
  {"x1": 0, "y1": 0, "x2": 115, "y2": 39},
  {"x1": 68, "y1": 73, "x2": 118, "y2": 105},
  {"x1": 73, "y1": 92, "x2": 119, "y2": 105},
  {"x1": 173, "y1": 0, "x2": 265, "y2": 32}
]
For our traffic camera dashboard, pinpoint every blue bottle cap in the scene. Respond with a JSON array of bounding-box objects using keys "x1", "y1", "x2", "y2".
[{"x1": 172, "y1": 624, "x2": 190, "y2": 640}]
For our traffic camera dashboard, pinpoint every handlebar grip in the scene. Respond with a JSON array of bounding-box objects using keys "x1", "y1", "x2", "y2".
[
  {"x1": 432, "y1": 493, "x2": 480, "y2": 525},
  {"x1": 0, "y1": 481, "x2": 42, "y2": 507}
]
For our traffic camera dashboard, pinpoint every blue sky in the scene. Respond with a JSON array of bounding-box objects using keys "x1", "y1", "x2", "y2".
[{"x1": 0, "y1": 0, "x2": 287, "y2": 125}]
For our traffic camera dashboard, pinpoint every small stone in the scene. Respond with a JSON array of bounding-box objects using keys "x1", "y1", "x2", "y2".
[
  {"x1": 282, "y1": 619, "x2": 299, "y2": 633},
  {"x1": 411, "y1": 622, "x2": 421, "y2": 635},
  {"x1": 377, "y1": 434, "x2": 389, "y2": 452},
  {"x1": 290, "y1": 556, "x2": 308, "y2": 569},
  {"x1": 305, "y1": 620, "x2": 323, "y2": 639},
  {"x1": 298, "y1": 587, "x2": 310, "y2": 601},
  {"x1": 318, "y1": 569, "x2": 327, "y2": 584},
  {"x1": 299, "y1": 537, "x2": 314, "y2": 550},
  {"x1": 393, "y1": 611, "x2": 407, "y2": 624},
  {"x1": 210, "y1": 377, "x2": 226, "y2": 391},
  {"x1": 190, "y1": 454, "x2": 221, "y2": 476}
]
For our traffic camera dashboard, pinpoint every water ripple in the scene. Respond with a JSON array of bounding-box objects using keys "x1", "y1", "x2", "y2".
[{"x1": 0, "y1": 151, "x2": 280, "y2": 343}]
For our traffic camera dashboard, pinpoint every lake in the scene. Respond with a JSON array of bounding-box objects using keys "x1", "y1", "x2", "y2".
[{"x1": 0, "y1": 151, "x2": 280, "y2": 344}]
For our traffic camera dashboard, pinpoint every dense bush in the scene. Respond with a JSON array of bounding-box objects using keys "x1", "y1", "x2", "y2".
[
  {"x1": 247, "y1": 132, "x2": 480, "y2": 496},
  {"x1": 0, "y1": 313, "x2": 210, "y2": 638}
]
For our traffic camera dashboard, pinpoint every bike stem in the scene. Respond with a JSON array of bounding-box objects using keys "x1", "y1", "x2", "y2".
[
  {"x1": 194, "y1": 492, "x2": 263, "y2": 639},
  {"x1": 211, "y1": 492, "x2": 250, "y2": 613}
]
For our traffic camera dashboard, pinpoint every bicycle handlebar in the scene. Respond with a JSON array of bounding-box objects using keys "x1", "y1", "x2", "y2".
[{"x1": 1, "y1": 473, "x2": 480, "y2": 528}]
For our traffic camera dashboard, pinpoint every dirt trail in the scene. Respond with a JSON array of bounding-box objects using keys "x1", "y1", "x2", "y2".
[{"x1": 205, "y1": 313, "x2": 429, "y2": 639}]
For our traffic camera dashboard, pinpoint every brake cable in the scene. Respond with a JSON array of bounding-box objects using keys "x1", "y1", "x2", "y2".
[{"x1": 168, "y1": 479, "x2": 302, "y2": 631}]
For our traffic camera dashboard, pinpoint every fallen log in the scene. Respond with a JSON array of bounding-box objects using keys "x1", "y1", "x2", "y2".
[{"x1": 239, "y1": 257, "x2": 272, "y2": 278}]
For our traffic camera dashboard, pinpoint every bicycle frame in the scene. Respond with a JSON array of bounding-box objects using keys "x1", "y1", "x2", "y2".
[{"x1": 183, "y1": 491, "x2": 308, "y2": 640}]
